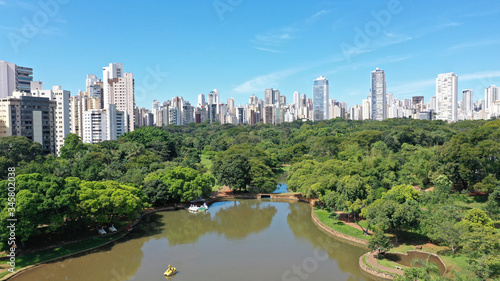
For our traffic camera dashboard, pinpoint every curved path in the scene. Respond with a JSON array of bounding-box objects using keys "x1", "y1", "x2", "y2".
[{"x1": 364, "y1": 252, "x2": 404, "y2": 276}]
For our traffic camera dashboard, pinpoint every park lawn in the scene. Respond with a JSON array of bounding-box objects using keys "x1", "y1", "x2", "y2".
[
  {"x1": 314, "y1": 209, "x2": 368, "y2": 241},
  {"x1": 378, "y1": 255, "x2": 408, "y2": 270},
  {"x1": 362, "y1": 255, "x2": 399, "y2": 276},
  {"x1": 211, "y1": 184, "x2": 224, "y2": 192},
  {"x1": 454, "y1": 194, "x2": 488, "y2": 210},
  {"x1": 280, "y1": 165, "x2": 291, "y2": 173},
  {"x1": 200, "y1": 154, "x2": 213, "y2": 172},
  {"x1": 0, "y1": 232, "x2": 124, "y2": 279},
  {"x1": 390, "y1": 243, "x2": 468, "y2": 278}
]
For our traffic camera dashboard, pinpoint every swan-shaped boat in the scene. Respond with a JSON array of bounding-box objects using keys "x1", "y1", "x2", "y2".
[{"x1": 164, "y1": 265, "x2": 177, "y2": 276}]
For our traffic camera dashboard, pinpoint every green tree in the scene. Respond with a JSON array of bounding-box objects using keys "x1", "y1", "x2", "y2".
[
  {"x1": 382, "y1": 184, "x2": 420, "y2": 204},
  {"x1": 212, "y1": 154, "x2": 252, "y2": 191},
  {"x1": 59, "y1": 133, "x2": 86, "y2": 159},
  {"x1": 395, "y1": 258, "x2": 442, "y2": 281},
  {"x1": 368, "y1": 228, "x2": 392, "y2": 268},
  {"x1": 484, "y1": 185, "x2": 500, "y2": 219},
  {"x1": 77, "y1": 180, "x2": 149, "y2": 225},
  {"x1": 148, "y1": 166, "x2": 215, "y2": 202},
  {"x1": 364, "y1": 199, "x2": 420, "y2": 243},
  {"x1": 423, "y1": 204, "x2": 465, "y2": 254}
]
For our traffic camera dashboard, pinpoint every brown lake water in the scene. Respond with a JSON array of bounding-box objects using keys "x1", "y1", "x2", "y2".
[{"x1": 11, "y1": 200, "x2": 374, "y2": 281}]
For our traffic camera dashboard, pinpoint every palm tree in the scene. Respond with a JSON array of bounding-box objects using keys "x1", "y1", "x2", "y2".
[{"x1": 411, "y1": 257, "x2": 441, "y2": 277}]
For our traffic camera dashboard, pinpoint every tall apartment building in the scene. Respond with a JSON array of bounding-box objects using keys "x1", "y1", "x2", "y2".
[
  {"x1": 293, "y1": 91, "x2": 300, "y2": 109},
  {"x1": 313, "y1": 76, "x2": 329, "y2": 121},
  {"x1": 0, "y1": 60, "x2": 33, "y2": 98},
  {"x1": 70, "y1": 91, "x2": 102, "y2": 139},
  {"x1": 485, "y1": 85, "x2": 499, "y2": 118},
  {"x1": 103, "y1": 63, "x2": 134, "y2": 133},
  {"x1": 82, "y1": 104, "x2": 126, "y2": 144},
  {"x1": 436, "y1": 73, "x2": 458, "y2": 122},
  {"x1": 362, "y1": 98, "x2": 371, "y2": 120},
  {"x1": 0, "y1": 91, "x2": 56, "y2": 153},
  {"x1": 30, "y1": 82, "x2": 70, "y2": 154},
  {"x1": 462, "y1": 89, "x2": 473, "y2": 117},
  {"x1": 371, "y1": 68, "x2": 386, "y2": 121}
]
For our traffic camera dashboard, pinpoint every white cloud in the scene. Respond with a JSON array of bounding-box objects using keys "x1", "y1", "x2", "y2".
[
  {"x1": 233, "y1": 68, "x2": 304, "y2": 93},
  {"x1": 251, "y1": 10, "x2": 331, "y2": 52},
  {"x1": 460, "y1": 71, "x2": 500, "y2": 81},
  {"x1": 444, "y1": 40, "x2": 500, "y2": 53},
  {"x1": 253, "y1": 47, "x2": 282, "y2": 53}
]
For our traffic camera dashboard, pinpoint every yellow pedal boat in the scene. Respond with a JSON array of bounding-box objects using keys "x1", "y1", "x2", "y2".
[{"x1": 164, "y1": 266, "x2": 177, "y2": 276}]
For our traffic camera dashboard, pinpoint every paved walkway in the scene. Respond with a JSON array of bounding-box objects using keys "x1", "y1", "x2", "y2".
[{"x1": 365, "y1": 252, "x2": 404, "y2": 276}]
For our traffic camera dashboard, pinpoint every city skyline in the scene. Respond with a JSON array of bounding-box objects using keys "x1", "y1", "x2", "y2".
[{"x1": 1, "y1": 1, "x2": 499, "y2": 108}]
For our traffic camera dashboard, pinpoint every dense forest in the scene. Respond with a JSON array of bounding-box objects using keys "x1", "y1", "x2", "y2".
[{"x1": 0, "y1": 118, "x2": 499, "y2": 280}]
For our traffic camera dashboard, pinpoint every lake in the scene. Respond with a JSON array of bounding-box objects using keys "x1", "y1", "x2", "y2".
[{"x1": 11, "y1": 200, "x2": 373, "y2": 281}]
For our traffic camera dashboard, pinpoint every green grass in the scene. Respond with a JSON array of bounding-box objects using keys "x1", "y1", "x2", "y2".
[
  {"x1": 362, "y1": 255, "x2": 399, "y2": 276},
  {"x1": 211, "y1": 184, "x2": 224, "y2": 191},
  {"x1": 279, "y1": 165, "x2": 291, "y2": 173},
  {"x1": 200, "y1": 154, "x2": 213, "y2": 172},
  {"x1": 390, "y1": 244, "x2": 469, "y2": 278},
  {"x1": 0, "y1": 232, "x2": 124, "y2": 277},
  {"x1": 378, "y1": 256, "x2": 407, "y2": 270},
  {"x1": 314, "y1": 209, "x2": 368, "y2": 240},
  {"x1": 0, "y1": 271, "x2": 9, "y2": 278},
  {"x1": 454, "y1": 194, "x2": 488, "y2": 210}
]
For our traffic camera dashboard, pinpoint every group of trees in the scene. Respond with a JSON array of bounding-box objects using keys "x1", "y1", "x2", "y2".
[
  {"x1": 0, "y1": 174, "x2": 149, "y2": 247},
  {"x1": 0, "y1": 117, "x2": 499, "y2": 279}
]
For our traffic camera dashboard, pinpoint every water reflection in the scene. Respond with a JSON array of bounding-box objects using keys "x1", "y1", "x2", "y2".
[
  {"x1": 11, "y1": 201, "x2": 373, "y2": 281},
  {"x1": 162, "y1": 200, "x2": 277, "y2": 244},
  {"x1": 287, "y1": 203, "x2": 369, "y2": 281}
]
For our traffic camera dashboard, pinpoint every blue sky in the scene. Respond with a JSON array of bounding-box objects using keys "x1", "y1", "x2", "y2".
[{"x1": 1, "y1": 0, "x2": 500, "y2": 109}]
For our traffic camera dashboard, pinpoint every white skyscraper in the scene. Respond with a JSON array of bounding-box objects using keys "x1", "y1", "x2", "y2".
[
  {"x1": 371, "y1": 68, "x2": 386, "y2": 121},
  {"x1": 293, "y1": 91, "x2": 300, "y2": 109},
  {"x1": 82, "y1": 104, "x2": 126, "y2": 144},
  {"x1": 436, "y1": 73, "x2": 458, "y2": 122},
  {"x1": 313, "y1": 76, "x2": 329, "y2": 121},
  {"x1": 103, "y1": 63, "x2": 134, "y2": 133},
  {"x1": 462, "y1": 89, "x2": 473, "y2": 117},
  {"x1": 485, "y1": 85, "x2": 499, "y2": 112},
  {"x1": 103, "y1": 63, "x2": 123, "y2": 105},
  {"x1": 198, "y1": 93, "x2": 206, "y2": 107},
  {"x1": 362, "y1": 98, "x2": 371, "y2": 120}
]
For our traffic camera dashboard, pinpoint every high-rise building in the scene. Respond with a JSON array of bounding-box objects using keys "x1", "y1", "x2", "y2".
[
  {"x1": 293, "y1": 91, "x2": 300, "y2": 109},
  {"x1": 412, "y1": 96, "x2": 425, "y2": 112},
  {"x1": 462, "y1": 89, "x2": 473, "y2": 116},
  {"x1": 0, "y1": 91, "x2": 56, "y2": 153},
  {"x1": 70, "y1": 91, "x2": 102, "y2": 139},
  {"x1": 313, "y1": 76, "x2": 329, "y2": 121},
  {"x1": 362, "y1": 98, "x2": 371, "y2": 120},
  {"x1": 371, "y1": 68, "x2": 386, "y2": 121},
  {"x1": 436, "y1": 72, "x2": 458, "y2": 122},
  {"x1": 227, "y1": 97, "x2": 235, "y2": 115},
  {"x1": 103, "y1": 63, "x2": 134, "y2": 133},
  {"x1": 264, "y1": 88, "x2": 280, "y2": 107},
  {"x1": 279, "y1": 95, "x2": 286, "y2": 106},
  {"x1": 82, "y1": 104, "x2": 126, "y2": 144},
  {"x1": 0, "y1": 60, "x2": 33, "y2": 98},
  {"x1": 30, "y1": 82, "x2": 70, "y2": 154},
  {"x1": 198, "y1": 93, "x2": 206, "y2": 107},
  {"x1": 485, "y1": 86, "x2": 499, "y2": 112}
]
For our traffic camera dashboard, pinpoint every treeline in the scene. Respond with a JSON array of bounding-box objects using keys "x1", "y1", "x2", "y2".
[{"x1": 0, "y1": 118, "x2": 498, "y2": 279}]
